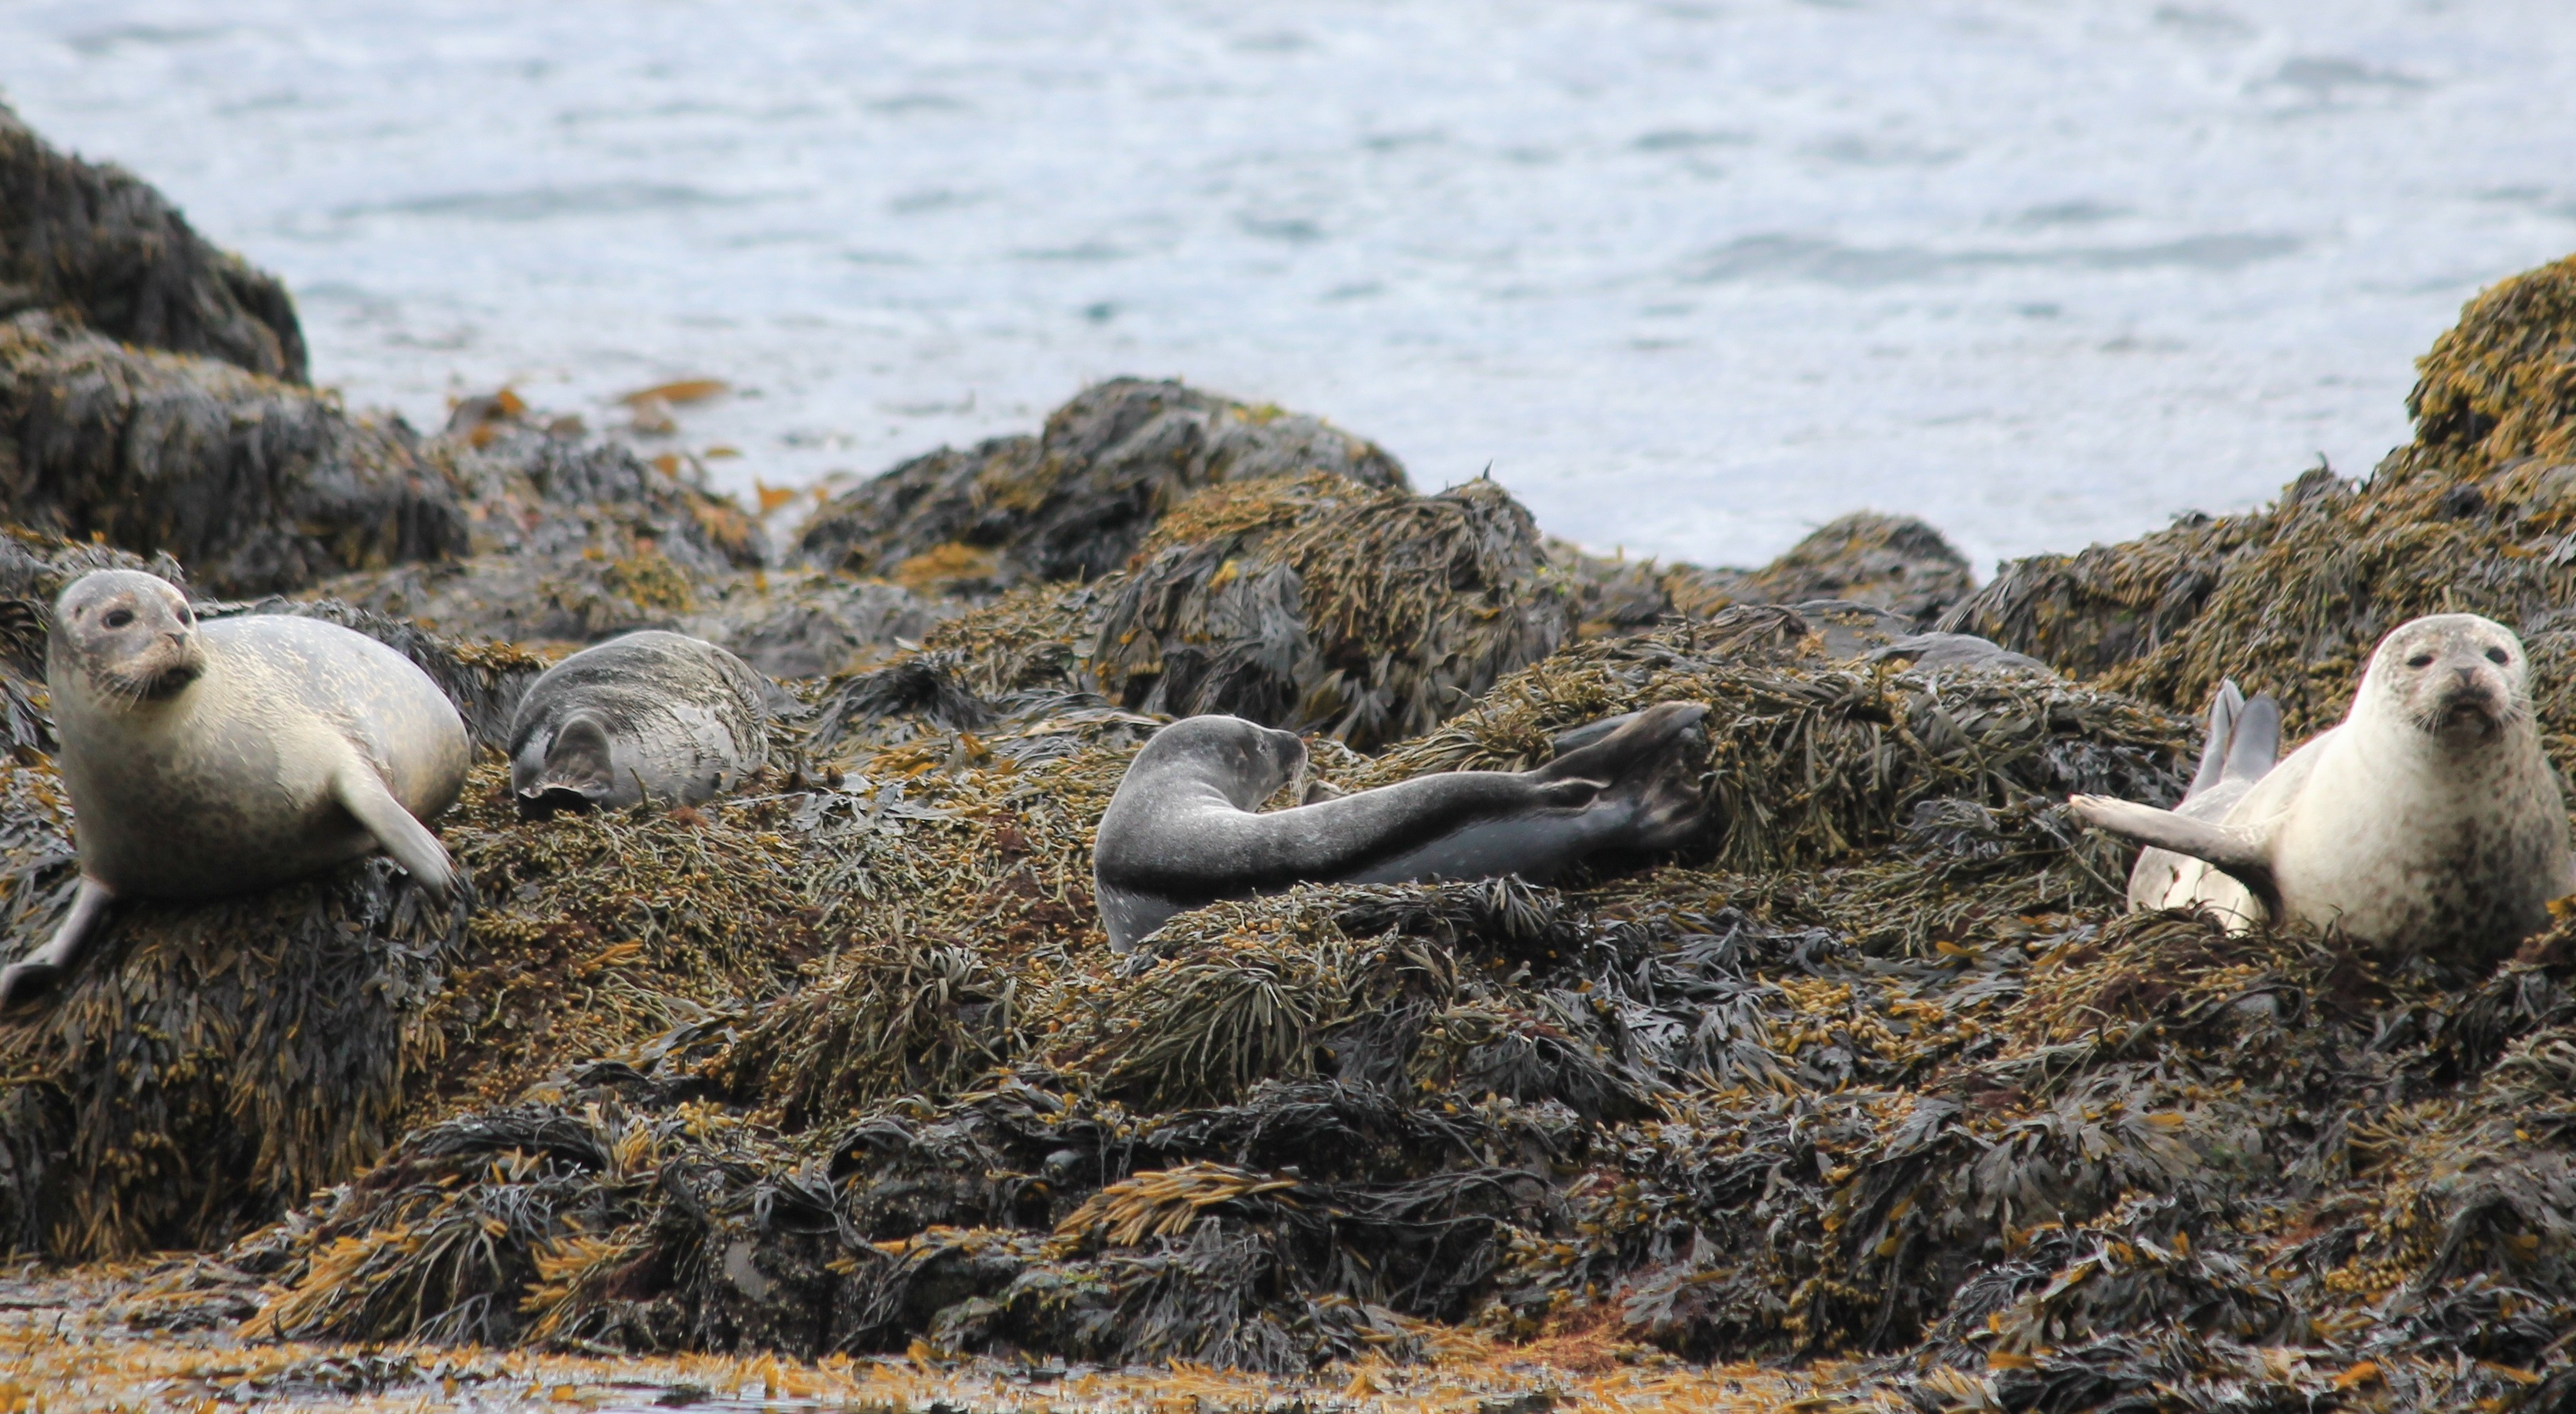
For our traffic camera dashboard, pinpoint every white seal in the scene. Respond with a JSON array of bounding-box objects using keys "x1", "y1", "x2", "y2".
[
  {"x1": 2072, "y1": 613, "x2": 2574, "y2": 965},
  {"x1": 0, "y1": 570, "x2": 468, "y2": 1006}
]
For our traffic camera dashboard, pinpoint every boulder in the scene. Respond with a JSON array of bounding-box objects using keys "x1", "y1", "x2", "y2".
[
  {"x1": 0, "y1": 312, "x2": 465, "y2": 595},
  {"x1": 795, "y1": 378, "x2": 1410, "y2": 595},
  {"x1": 0, "y1": 100, "x2": 305, "y2": 381}
]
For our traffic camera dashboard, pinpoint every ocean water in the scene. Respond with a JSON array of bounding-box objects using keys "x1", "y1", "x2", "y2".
[{"x1": 4, "y1": 0, "x2": 2574, "y2": 572}]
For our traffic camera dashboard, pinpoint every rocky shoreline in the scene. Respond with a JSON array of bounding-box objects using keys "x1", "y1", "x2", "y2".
[{"x1": 6, "y1": 101, "x2": 2576, "y2": 1412}]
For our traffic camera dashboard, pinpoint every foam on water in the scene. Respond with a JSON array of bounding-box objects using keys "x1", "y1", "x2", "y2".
[{"x1": 6, "y1": 0, "x2": 2575, "y2": 569}]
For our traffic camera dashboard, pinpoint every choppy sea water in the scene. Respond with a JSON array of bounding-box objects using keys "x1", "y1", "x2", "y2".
[{"x1": 5, "y1": 0, "x2": 2575, "y2": 570}]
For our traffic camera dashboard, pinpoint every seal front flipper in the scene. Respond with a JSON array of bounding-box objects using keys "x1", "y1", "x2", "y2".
[
  {"x1": 2070, "y1": 794, "x2": 2279, "y2": 915},
  {"x1": 0, "y1": 876, "x2": 115, "y2": 1009},
  {"x1": 334, "y1": 761, "x2": 458, "y2": 903}
]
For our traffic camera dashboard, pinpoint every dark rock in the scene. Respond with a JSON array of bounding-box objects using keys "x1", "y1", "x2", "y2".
[
  {"x1": 0, "y1": 312, "x2": 467, "y2": 595},
  {"x1": 0, "y1": 101, "x2": 305, "y2": 381},
  {"x1": 1669, "y1": 511, "x2": 1973, "y2": 626},
  {"x1": 795, "y1": 378, "x2": 1410, "y2": 595}
]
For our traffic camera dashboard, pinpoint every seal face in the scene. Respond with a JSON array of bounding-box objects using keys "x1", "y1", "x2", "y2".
[
  {"x1": 1091, "y1": 701, "x2": 1713, "y2": 951},
  {"x1": 2072, "y1": 613, "x2": 2575, "y2": 966},
  {"x1": 2, "y1": 570, "x2": 472, "y2": 1007},
  {"x1": 507, "y1": 630, "x2": 770, "y2": 817}
]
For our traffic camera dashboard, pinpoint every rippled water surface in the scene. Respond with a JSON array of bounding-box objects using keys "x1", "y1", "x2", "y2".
[{"x1": 6, "y1": 1, "x2": 2575, "y2": 568}]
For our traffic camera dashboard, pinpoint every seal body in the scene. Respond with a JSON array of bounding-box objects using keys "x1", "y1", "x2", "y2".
[
  {"x1": 507, "y1": 630, "x2": 768, "y2": 817},
  {"x1": 1093, "y1": 701, "x2": 1712, "y2": 950},
  {"x1": 3, "y1": 570, "x2": 469, "y2": 1006},
  {"x1": 2073, "y1": 614, "x2": 2574, "y2": 965}
]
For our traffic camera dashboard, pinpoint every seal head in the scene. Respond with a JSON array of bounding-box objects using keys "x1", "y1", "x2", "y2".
[{"x1": 54, "y1": 570, "x2": 206, "y2": 706}]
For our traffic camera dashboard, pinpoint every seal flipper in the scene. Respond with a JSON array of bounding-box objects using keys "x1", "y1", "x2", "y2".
[
  {"x1": 335, "y1": 761, "x2": 458, "y2": 902},
  {"x1": 0, "y1": 876, "x2": 116, "y2": 1009},
  {"x1": 2224, "y1": 694, "x2": 2281, "y2": 785},
  {"x1": 1536, "y1": 701, "x2": 1711, "y2": 786},
  {"x1": 2188, "y1": 681, "x2": 2246, "y2": 799},
  {"x1": 2069, "y1": 794, "x2": 2280, "y2": 915},
  {"x1": 518, "y1": 714, "x2": 618, "y2": 819}
]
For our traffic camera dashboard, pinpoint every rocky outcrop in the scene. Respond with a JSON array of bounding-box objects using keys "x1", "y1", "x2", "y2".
[
  {"x1": 795, "y1": 378, "x2": 1410, "y2": 594},
  {"x1": 0, "y1": 102, "x2": 305, "y2": 382},
  {"x1": 0, "y1": 312, "x2": 465, "y2": 596}
]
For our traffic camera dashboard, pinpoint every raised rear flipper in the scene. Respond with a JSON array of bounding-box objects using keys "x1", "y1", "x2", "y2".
[{"x1": 2072, "y1": 793, "x2": 2279, "y2": 915}]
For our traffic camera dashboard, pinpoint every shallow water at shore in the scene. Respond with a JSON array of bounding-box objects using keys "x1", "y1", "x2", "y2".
[{"x1": 4, "y1": 2, "x2": 2576, "y2": 568}]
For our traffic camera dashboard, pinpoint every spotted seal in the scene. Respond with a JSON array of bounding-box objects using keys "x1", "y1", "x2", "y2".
[
  {"x1": 1093, "y1": 701, "x2": 1712, "y2": 951},
  {"x1": 0, "y1": 570, "x2": 469, "y2": 1007},
  {"x1": 2071, "y1": 614, "x2": 2573, "y2": 964},
  {"x1": 507, "y1": 630, "x2": 769, "y2": 817}
]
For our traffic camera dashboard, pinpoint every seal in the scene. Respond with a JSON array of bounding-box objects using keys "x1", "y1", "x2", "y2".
[
  {"x1": 0, "y1": 570, "x2": 470, "y2": 1007},
  {"x1": 2122, "y1": 679, "x2": 2279, "y2": 927},
  {"x1": 507, "y1": 630, "x2": 769, "y2": 817},
  {"x1": 2070, "y1": 613, "x2": 2574, "y2": 964},
  {"x1": 1092, "y1": 700, "x2": 1713, "y2": 951}
]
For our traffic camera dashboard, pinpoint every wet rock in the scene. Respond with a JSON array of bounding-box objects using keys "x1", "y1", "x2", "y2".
[
  {"x1": 0, "y1": 101, "x2": 306, "y2": 381},
  {"x1": 1668, "y1": 511, "x2": 1973, "y2": 625},
  {"x1": 0, "y1": 312, "x2": 467, "y2": 595},
  {"x1": 795, "y1": 378, "x2": 1410, "y2": 595},
  {"x1": 1088, "y1": 472, "x2": 1569, "y2": 750}
]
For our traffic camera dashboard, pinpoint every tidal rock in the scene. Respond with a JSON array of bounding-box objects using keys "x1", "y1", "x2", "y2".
[
  {"x1": 795, "y1": 378, "x2": 1410, "y2": 595},
  {"x1": 0, "y1": 312, "x2": 465, "y2": 595},
  {"x1": 0, "y1": 100, "x2": 305, "y2": 381},
  {"x1": 1668, "y1": 511, "x2": 1973, "y2": 625}
]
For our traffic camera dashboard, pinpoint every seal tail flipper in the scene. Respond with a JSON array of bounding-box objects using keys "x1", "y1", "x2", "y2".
[
  {"x1": 2070, "y1": 793, "x2": 2279, "y2": 916},
  {"x1": 2187, "y1": 680, "x2": 2247, "y2": 799},
  {"x1": 336, "y1": 761, "x2": 459, "y2": 903},
  {"x1": 1535, "y1": 701, "x2": 1712, "y2": 786},
  {"x1": 2224, "y1": 694, "x2": 2281, "y2": 785},
  {"x1": 0, "y1": 876, "x2": 115, "y2": 1009}
]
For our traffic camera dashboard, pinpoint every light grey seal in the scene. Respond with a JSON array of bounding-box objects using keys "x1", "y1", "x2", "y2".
[
  {"x1": 0, "y1": 570, "x2": 469, "y2": 1007},
  {"x1": 1092, "y1": 701, "x2": 1713, "y2": 951},
  {"x1": 507, "y1": 630, "x2": 769, "y2": 817},
  {"x1": 2070, "y1": 613, "x2": 2574, "y2": 965},
  {"x1": 2122, "y1": 679, "x2": 2279, "y2": 928}
]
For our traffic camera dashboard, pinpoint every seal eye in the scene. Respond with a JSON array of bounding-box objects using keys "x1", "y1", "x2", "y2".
[
  {"x1": 2487, "y1": 647, "x2": 2511, "y2": 664},
  {"x1": 2406, "y1": 652, "x2": 2434, "y2": 669},
  {"x1": 103, "y1": 609, "x2": 134, "y2": 630}
]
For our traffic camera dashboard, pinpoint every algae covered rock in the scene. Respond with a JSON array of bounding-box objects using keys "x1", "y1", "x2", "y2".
[
  {"x1": 0, "y1": 100, "x2": 306, "y2": 382},
  {"x1": 1090, "y1": 472, "x2": 1570, "y2": 750},
  {"x1": 796, "y1": 378, "x2": 1410, "y2": 594},
  {"x1": 1666, "y1": 510, "x2": 1974, "y2": 624},
  {"x1": 1941, "y1": 255, "x2": 2576, "y2": 751},
  {"x1": 0, "y1": 312, "x2": 467, "y2": 595}
]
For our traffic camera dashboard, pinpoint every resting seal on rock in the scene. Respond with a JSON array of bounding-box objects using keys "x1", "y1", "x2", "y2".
[
  {"x1": 1093, "y1": 701, "x2": 1712, "y2": 951},
  {"x1": 2071, "y1": 613, "x2": 2573, "y2": 964},
  {"x1": 0, "y1": 570, "x2": 469, "y2": 1007},
  {"x1": 508, "y1": 630, "x2": 769, "y2": 817}
]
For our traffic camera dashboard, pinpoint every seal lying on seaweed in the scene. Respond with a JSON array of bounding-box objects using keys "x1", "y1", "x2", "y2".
[
  {"x1": 1092, "y1": 701, "x2": 1712, "y2": 951},
  {"x1": 2071, "y1": 613, "x2": 2573, "y2": 965},
  {"x1": 507, "y1": 629, "x2": 770, "y2": 818},
  {"x1": 0, "y1": 570, "x2": 467, "y2": 1008}
]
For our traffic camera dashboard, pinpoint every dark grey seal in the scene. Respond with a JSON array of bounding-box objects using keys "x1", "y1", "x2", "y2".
[
  {"x1": 0, "y1": 570, "x2": 469, "y2": 1008},
  {"x1": 1092, "y1": 701, "x2": 1712, "y2": 951},
  {"x1": 508, "y1": 630, "x2": 769, "y2": 817}
]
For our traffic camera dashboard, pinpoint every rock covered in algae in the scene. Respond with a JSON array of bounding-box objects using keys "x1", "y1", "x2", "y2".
[
  {"x1": 794, "y1": 378, "x2": 1411, "y2": 595},
  {"x1": 0, "y1": 312, "x2": 469, "y2": 595},
  {"x1": 1941, "y1": 253, "x2": 2576, "y2": 751},
  {"x1": 1547, "y1": 510, "x2": 1974, "y2": 642},
  {"x1": 0, "y1": 100, "x2": 306, "y2": 382},
  {"x1": 1088, "y1": 472, "x2": 1571, "y2": 750}
]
